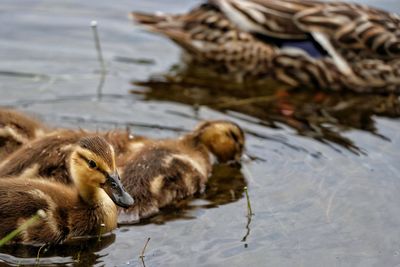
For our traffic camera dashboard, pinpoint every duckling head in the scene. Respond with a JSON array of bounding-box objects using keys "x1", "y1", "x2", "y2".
[
  {"x1": 195, "y1": 120, "x2": 245, "y2": 163},
  {"x1": 69, "y1": 136, "x2": 134, "y2": 208}
]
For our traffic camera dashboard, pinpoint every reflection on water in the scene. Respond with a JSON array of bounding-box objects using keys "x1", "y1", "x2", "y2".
[
  {"x1": 0, "y1": 162, "x2": 245, "y2": 266},
  {"x1": 133, "y1": 65, "x2": 400, "y2": 154},
  {"x1": 0, "y1": 234, "x2": 115, "y2": 266},
  {"x1": 1, "y1": 0, "x2": 400, "y2": 265},
  {"x1": 133, "y1": 163, "x2": 247, "y2": 225}
]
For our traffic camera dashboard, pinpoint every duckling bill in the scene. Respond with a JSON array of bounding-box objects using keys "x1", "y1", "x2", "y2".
[{"x1": 0, "y1": 136, "x2": 133, "y2": 245}]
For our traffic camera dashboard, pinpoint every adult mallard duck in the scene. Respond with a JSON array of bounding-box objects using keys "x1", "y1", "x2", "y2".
[{"x1": 131, "y1": 0, "x2": 400, "y2": 93}]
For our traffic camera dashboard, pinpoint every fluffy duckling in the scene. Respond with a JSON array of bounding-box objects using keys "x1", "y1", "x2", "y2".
[
  {"x1": 0, "y1": 136, "x2": 133, "y2": 245},
  {"x1": 118, "y1": 120, "x2": 245, "y2": 223},
  {"x1": 0, "y1": 119, "x2": 244, "y2": 223},
  {"x1": 0, "y1": 108, "x2": 47, "y2": 162},
  {"x1": 0, "y1": 130, "x2": 86, "y2": 183},
  {"x1": 0, "y1": 129, "x2": 145, "y2": 184}
]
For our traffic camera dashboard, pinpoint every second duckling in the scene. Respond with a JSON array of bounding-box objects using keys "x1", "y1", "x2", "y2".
[
  {"x1": 118, "y1": 120, "x2": 245, "y2": 223},
  {"x1": 0, "y1": 136, "x2": 133, "y2": 245}
]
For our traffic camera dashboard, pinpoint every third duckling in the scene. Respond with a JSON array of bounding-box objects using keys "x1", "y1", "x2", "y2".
[
  {"x1": 0, "y1": 108, "x2": 47, "y2": 162},
  {"x1": 118, "y1": 120, "x2": 245, "y2": 223}
]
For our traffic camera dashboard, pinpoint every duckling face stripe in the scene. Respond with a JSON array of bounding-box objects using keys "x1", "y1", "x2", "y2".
[
  {"x1": 78, "y1": 136, "x2": 115, "y2": 170},
  {"x1": 76, "y1": 150, "x2": 115, "y2": 180}
]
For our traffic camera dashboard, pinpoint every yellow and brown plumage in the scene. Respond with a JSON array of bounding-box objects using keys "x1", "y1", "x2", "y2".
[
  {"x1": 0, "y1": 130, "x2": 85, "y2": 183},
  {"x1": 118, "y1": 120, "x2": 245, "y2": 223},
  {"x1": 0, "y1": 136, "x2": 134, "y2": 245},
  {"x1": 131, "y1": 0, "x2": 400, "y2": 93},
  {"x1": 0, "y1": 108, "x2": 47, "y2": 162},
  {"x1": 0, "y1": 119, "x2": 244, "y2": 223},
  {"x1": 0, "y1": 129, "x2": 143, "y2": 182}
]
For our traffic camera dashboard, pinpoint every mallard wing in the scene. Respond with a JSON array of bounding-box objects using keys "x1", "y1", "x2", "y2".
[
  {"x1": 208, "y1": 0, "x2": 321, "y2": 39},
  {"x1": 294, "y1": 2, "x2": 400, "y2": 58},
  {"x1": 210, "y1": 0, "x2": 400, "y2": 58}
]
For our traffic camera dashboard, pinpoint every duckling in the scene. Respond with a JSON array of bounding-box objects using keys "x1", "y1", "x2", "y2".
[
  {"x1": 0, "y1": 108, "x2": 47, "y2": 162},
  {"x1": 103, "y1": 130, "x2": 149, "y2": 166},
  {"x1": 0, "y1": 129, "x2": 86, "y2": 183},
  {"x1": 0, "y1": 129, "x2": 146, "y2": 184},
  {"x1": 118, "y1": 120, "x2": 245, "y2": 223},
  {"x1": 0, "y1": 119, "x2": 244, "y2": 223},
  {"x1": 0, "y1": 136, "x2": 134, "y2": 245}
]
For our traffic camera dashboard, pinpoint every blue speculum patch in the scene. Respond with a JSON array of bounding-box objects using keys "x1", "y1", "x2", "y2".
[
  {"x1": 255, "y1": 33, "x2": 328, "y2": 58},
  {"x1": 281, "y1": 40, "x2": 328, "y2": 58}
]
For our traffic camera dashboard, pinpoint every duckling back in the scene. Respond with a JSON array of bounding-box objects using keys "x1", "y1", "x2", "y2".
[
  {"x1": 0, "y1": 108, "x2": 47, "y2": 162},
  {"x1": 119, "y1": 141, "x2": 211, "y2": 222},
  {"x1": 0, "y1": 130, "x2": 85, "y2": 183}
]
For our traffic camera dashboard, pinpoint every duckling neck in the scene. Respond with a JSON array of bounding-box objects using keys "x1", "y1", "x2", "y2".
[
  {"x1": 72, "y1": 180, "x2": 96, "y2": 204},
  {"x1": 181, "y1": 133, "x2": 203, "y2": 149},
  {"x1": 93, "y1": 189, "x2": 118, "y2": 232},
  {"x1": 182, "y1": 133, "x2": 214, "y2": 159},
  {"x1": 72, "y1": 181, "x2": 117, "y2": 232},
  {"x1": 76, "y1": 186, "x2": 117, "y2": 232}
]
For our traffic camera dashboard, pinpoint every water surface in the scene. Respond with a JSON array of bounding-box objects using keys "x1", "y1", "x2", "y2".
[{"x1": 0, "y1": 0, "x2": 400, "y2": 266}]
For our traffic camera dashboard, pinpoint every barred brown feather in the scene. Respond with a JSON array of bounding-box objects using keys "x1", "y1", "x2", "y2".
[{"x1": 131, "y1": 0, "x2": 400, "y2": 93}]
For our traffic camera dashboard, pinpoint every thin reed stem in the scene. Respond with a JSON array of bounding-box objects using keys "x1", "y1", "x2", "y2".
[
  {"x1": 90, "y1": 20, "x2": 107, "y2": 98},
  {"x1": 0, "y1": 210, "x2": 46, "y2": 247}
]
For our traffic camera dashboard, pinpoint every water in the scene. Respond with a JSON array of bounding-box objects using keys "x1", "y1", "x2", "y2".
[{"x1": 0, "y1": 0, "x2": 400, "y2": 266}]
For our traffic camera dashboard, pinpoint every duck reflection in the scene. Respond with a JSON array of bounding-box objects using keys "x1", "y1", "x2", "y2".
[
  {"x1": 134, "y1": 164, "x2": 247, "y2": 225},
  {"x1": 0, "y1": 233, "x2": 115, "y2": 266},
  {"x1": 132, "y1": 66, "x2": 400, "y2": 154}
]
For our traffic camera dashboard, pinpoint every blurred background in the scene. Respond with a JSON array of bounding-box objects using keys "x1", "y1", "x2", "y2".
[{"x1": 0, "y1": 0, "x2": 400, "y2": 266}]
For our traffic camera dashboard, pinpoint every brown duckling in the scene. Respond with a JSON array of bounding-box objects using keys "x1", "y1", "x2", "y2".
[
  {"x1": 0, "y1": 129, "x2": 86, "y2": 183},
  {"x1": 0, "y1": 136, "x2": 133, "y2": 245},
  {"x1": 118, "y1": 120, "x2": 245, "y2": 223},
  {"x1": 0, "y1": 119, "x2": 244, "y2": 223},
  {"x1": 0, "y1": 129, "x2": 145, "y2": 183},
  {"x1": 0, "y1": 108, "x2": 47, "y2": 162}
]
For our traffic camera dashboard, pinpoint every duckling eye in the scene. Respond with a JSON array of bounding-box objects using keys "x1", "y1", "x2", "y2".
[
  {"x1": 88, "y1": 160, "x2": 97, "y2": 169},
  {"x1": 228, "y1": 130, "x2": 239, "y2": 143},
  {"x1": 111, "y1": 181, "x2": 118, "y2": 189}
]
